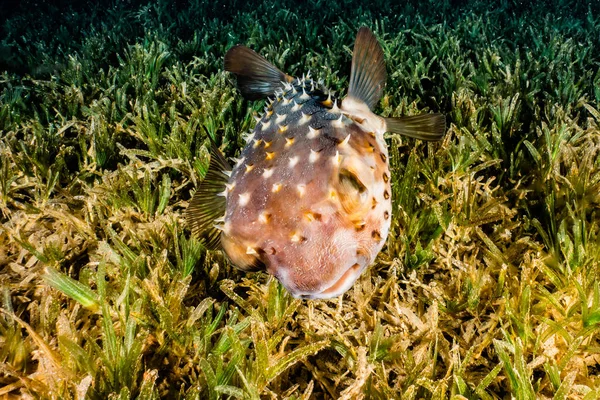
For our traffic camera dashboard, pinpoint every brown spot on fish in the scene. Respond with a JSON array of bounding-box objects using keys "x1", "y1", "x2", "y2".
[
  {"x1": 291, "y1": 232, "x2": 306, "y2": 243},
  {"x1": 384, "y1": 210, "x2": 389, "y2": 219},
  {"x1": 356, "y1": 248, "x2": 368, "y2": 257},
  {"x1": 383, "y1": 172, "x2": 389, "y2": 182},
  {"x1": 264, "y1": 140, "x2": 272, "y2": 148},
  {"x1": 272, "y1": 183, "x2": 282, "y2": 192},
  {"x1": 380, "y1": 153, "x2": 387, "y2": 162},
  {"x1": 383, "y1": 190, "x2": 390, "y2": 199},
  {"x1": 266, "y1": 151, "x2": 276, "y2": 160},
  {"x1": 371, "y1": 230, "x2": 382, "y2": 241},
  {"x1": 258, "y1": 211, "x2": 271, "y2": 224},
  {"x1": 253, "y1": 139, "x2": 262, "y2": 148},
  {"x1": 245, "y1": 164, "x2": 254, "y2": 173},
  {"x1": 304, "y1": 211, "x2": 322, "y2": 222},
  {"x1": 371, "y1": 197, "x2": 378, "y2": 209},
  {"x1": 354, "y1": 220, "x2": 366, "y2": 231},
  {"x1": 285, "y1": 137, "x2": 295, "y2": 147}
]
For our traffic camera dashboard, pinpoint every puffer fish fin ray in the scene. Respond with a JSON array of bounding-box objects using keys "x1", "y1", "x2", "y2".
[
  {"x1": 384, "y1": 113, "x2": 446, "y2": 141},
  {"x1": 347, "y1": 27, "x2": 387, "y2": 110},
  {"x1": 186, "y1": 141, "x2": 232, "y2": 250},
  {"x1": 224, "y1": 45, "x2": 293, "y2": 100}
]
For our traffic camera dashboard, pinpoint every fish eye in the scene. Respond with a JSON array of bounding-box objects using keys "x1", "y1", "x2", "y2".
[
  {"x1": 337, "y1": 168, "x2": 369, "y2": 214},
  {"x1": 339, "y1": 168, "x2": 367, "y2": 194}
]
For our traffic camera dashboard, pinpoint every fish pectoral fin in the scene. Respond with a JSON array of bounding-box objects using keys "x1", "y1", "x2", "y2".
[
  {"x1": 186, "y1": 140, "x2": 232, "y2": 250},
  {"x1": 384, "y1": 113, "x2": 446, "y2": 141},
  {"x1": 347, "y1": 27, "x2": 387, "y2": 110},
  {"x1": 224, "y1": 45, "x2": 293, "y2": 100}
]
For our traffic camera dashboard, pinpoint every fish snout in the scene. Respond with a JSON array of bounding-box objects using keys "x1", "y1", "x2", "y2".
[
  {"x1": 272, "y1": 259, "x2": 366, "y2": 300},
  {"x1": 263, "y1": 233, "x2": 370, "y2": 299}
]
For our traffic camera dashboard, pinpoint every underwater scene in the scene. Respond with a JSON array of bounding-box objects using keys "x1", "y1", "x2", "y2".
[{"x1": 1, "y1": 0, "x2": 599, "y2": 398}]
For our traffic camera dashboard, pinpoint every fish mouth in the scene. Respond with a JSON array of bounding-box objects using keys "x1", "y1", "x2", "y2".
[{"x1": 295, "y1": 262, "x2": 363, "y2": 300}]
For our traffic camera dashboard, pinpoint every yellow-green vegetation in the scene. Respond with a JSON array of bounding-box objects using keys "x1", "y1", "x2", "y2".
[{"x1": 1, "y1": 0, "x2": 600, "y2": 398}]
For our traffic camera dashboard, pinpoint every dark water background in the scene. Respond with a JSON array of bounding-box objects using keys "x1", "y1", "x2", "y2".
[{"x1": 1, "y1": 0, "x2": 598, "y2": 77}]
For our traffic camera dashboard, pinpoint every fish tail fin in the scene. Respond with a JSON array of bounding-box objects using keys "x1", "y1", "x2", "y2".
[
  {"x1": 347, "y1": 27, "x2": 387, "y2": 110},
  {"x1": 186, "y1": 141, "x2": 232, "y2": 250},
  {"x1": 224, "y1": 45, "x2": 293, "y2": 100},
  {"x1": 384, "y1": 114, "x2": 446, "y2": 141}
]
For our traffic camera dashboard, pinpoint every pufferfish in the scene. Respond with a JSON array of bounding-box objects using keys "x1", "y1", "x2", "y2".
[{"x1": 187, "y1": 27, "x2": 445, "y2": 299}]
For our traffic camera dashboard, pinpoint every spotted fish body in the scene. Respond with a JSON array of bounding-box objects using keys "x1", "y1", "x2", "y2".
[
  {"x1": 221, "y1": 78, "x2": 392, "y2": 298},
  {"x1": 188, "y1": 28, "x2": 445, "y2": 299}
]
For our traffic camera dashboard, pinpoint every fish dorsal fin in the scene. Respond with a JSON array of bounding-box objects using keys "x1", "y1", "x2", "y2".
[
  {"x1": 186, "y1": 141, "x2": 232, "y2": 250},
  {"x1": 224, "y1": 45, "x2": 293, "y2": 100},
  {"x1": 384, "y1": 113, "x2": 446, "y2": 141},
  {"x1": 347, "y1": 27, "x2": 387, "y2": 110}
]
